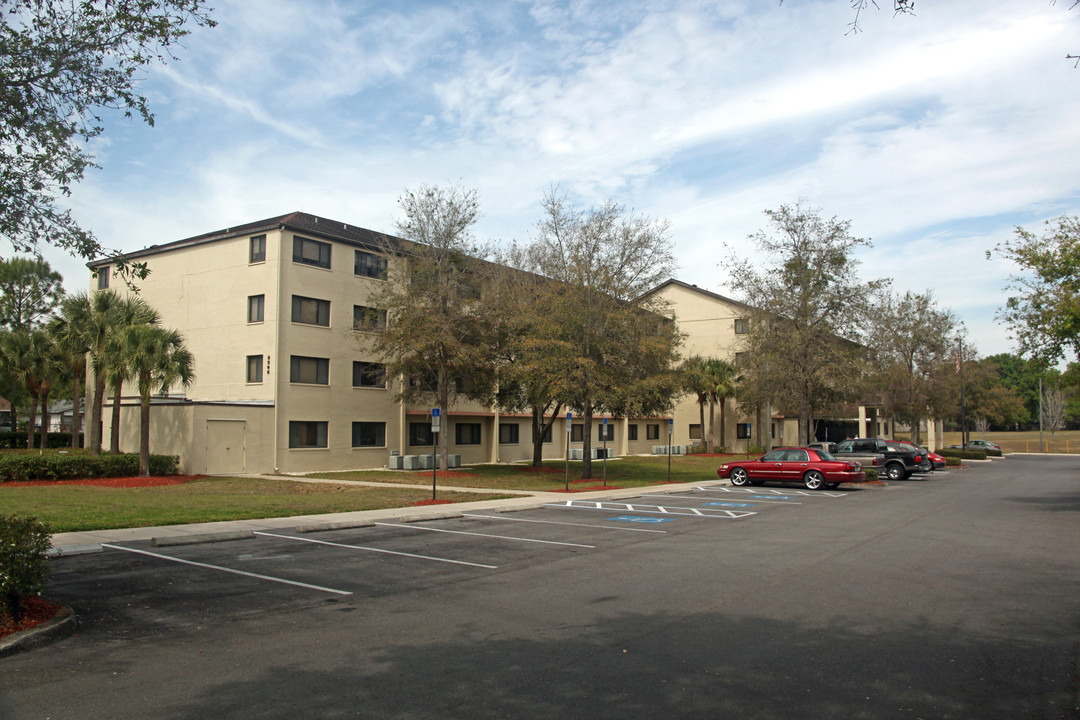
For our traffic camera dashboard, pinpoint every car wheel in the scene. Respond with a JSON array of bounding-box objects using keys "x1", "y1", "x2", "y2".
[
  {"x1": 919, "y1": 460, "x2": 932, "y2": 472},
  {"x1": 803, "y1": 470, "x2": 825, "y2": 490},
  {"x1": 729, "y1": 467, "x2": 750, "y2": 486},
  {"x1": 885, "y1": 463, "x2": 905, "y2": 481}
]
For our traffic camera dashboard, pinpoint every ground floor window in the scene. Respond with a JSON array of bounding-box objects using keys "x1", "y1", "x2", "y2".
[
  {"x1": 571, "y1": 424, "x2": 583, "y2": 442},
  {"x1": 352, "y1": 422, "x2": 386, "y2": 448},
  {"x1": 599, "y1": 423, "x2": 614, "y2": 442},
  {"x1": 409, "y1": 422, "x2": 433, "y2": 446},
  {"x1": 456, "y1": 423, "x2": 481, "y2": 445},
  {"x1": 688, "y1": 424, "x2": 702, "y2": 440},
  {"x1": 628, "y1": 424, "x2": 638, "y2": 441},
  {"x1": 289, "y1": 421, "x2": 327, "y2": 448},
  {"x1": 646, "y1": 424, "x2": 659, "y2": 440},
  {"x1": 737, "y1": 423, "x2": 752, "y2": 439},
  {"x1": 533, "y1": 424, "x2": 552, "y2": 444},
  {"x1": 499, "y1": 423, "x2": 519, "y2": 444}
]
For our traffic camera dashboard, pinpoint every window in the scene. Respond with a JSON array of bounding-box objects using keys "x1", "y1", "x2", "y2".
[
  {"x1": 688, "y1": 424, "x2": 702, "y2": 440},
  {"x1": 248, "y1": 295, "x2": 265, "y2": 323},
  {"x1": 250, "y1": 234, "x2": 266, "y2": 263},
  {"x1": 292, "y1": 295, "x2": 330, "y2": 326},
  {"x1": 293, "y1": 236, "x2": 331, "y2": 269},
  {"x1": 352, "y1": 361, "x2": 386, "y2": 388},
  {"x1": 734, "y1": 351, "x2": 748, "y2": 367},
  {"x1": 355, "y1": 250, "x2": 388, "y2": 279},
  {"x1": 735, "y1": 318, "x2": 749, "y2": 334},
  {"x1": 96, "y1": 267, "x2": 109, "y2": 289},
  {"x1": 289, "y1": 421, "x2": 327, "y2": 448},
  {"x1": 628, "y1": 424, "x2": 638, "y2": 441},
  {"x1": 599, "y1": 423, "x2": 614, "y2": 442},
  {"x1": 290, "y1": 356, "x2": 329, "y2": 385},
  {"x1": 246, "y1": 355, "x2": 263, "y2": 383},
  {"x1": 571, "y1": 424, "x2": 583, "y2": 442},
  {"x1": 455, "y1": 423, "x2": 481, "y2": 445},
  {"x1": 352, "y1": 422, "x2": 386, "y2": 448},
  {"x1": 499, "y1": 423, "x2": 519, "y2": 445},
  {"x1": 353, "y1": 305, "x2": 387, "y2": 332},
  {"x1": 771, "y1": 422, "x2": 776, "y2": 439},
  {"x1": 409, "y1": 422, "x2": 433, "y2": 446},
  {"x1": 647, "y1": 424, "x2": 660, "y2": 440},
  {"x1": 533, "y1": 424, "x2": 552, "y2": 444},
  {"x1": 737, "y1": 423, "x2": 752, "y2": 439}
]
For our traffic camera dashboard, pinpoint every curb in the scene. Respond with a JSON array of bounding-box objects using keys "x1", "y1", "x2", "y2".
[{"x1": 0, "y1": 604, "x2": 76, "y2": 659}]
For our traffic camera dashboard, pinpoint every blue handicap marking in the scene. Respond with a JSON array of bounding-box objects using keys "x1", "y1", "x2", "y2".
[
  {"x1": 705, "y1": 502, "x2": 754, "y2": 508},
  {"x1": 609, "y1": 516, "x2": 675, "y2": 524},
  {"x1": 751, "y1": 495, "x2": 793, "y2": 500}
]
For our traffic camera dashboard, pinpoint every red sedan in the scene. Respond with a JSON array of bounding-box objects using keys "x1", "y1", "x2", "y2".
[{"x1": 717, "y1": 447, "x2": 866, "y2": 490}]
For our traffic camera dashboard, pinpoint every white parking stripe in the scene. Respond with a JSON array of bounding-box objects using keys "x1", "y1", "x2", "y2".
[
  {"x1": 102, "y1": 543, "x2": 353, "y2": 595},
  {"x1": 253, "y1": 531, "x2": 497, "y2": 569},
  {"x1": 544, "y1": 500, "x2": 756, "y2": 519},
  {"x1": 461, "y1": 514, "x2": 668, "y2": 533},
  {"x1": 373, "y1": 522, "x2": 595, "y2": 548}
]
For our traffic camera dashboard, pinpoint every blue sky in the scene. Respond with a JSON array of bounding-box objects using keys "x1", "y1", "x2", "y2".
[{"x1": 43, "y1": 0, "x2": 1080, "y2": 362}]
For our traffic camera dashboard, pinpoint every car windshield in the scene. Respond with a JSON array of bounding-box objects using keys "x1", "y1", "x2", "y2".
[{"x1": 816, "y1": 449, "x2": 837, "y2": 461}]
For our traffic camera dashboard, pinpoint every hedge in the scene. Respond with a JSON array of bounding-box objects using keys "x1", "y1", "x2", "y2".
[
  {"x1": 938, "y1": 448, "x2": 988, "y2": 461},
  {"x1": 0, "y1": 453, "x2": 180, "y2": 482},
  {"x1": 0, "y1": 514, "x2": 51, "y2": 621},
  {"x1": 0, "y1": 431, "x2": 84, "y2": 450}
]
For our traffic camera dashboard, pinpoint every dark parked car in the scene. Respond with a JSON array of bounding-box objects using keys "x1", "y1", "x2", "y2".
[
  {"x1": 948, "y1": 439, "x2": 1000, "y2": 451},
  {"x1": 717, "y1": 447, "x2": 866, "y2": 491},
  {"x1": 834, "y1": 438, "x2": 922, "y2": 481}
]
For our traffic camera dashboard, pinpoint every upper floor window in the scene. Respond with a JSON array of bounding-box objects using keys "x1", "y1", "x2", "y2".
[
  {"x1": 734, "y1": 351, "x2": 748, "y2": 367},
  {"x1": 246, "y1": 355, "x2": 263, "y2": 383},
  {"x1": 96, "y1": 267, "x2": 109, "y2": 289},
  {"x1": 293, "y1": 236, "x2": 331, "y2": 269},
  {"x1": 250, "y1": 234, "x2": 266, "y2": 263},
  {"x1": 248, "y1": 294, "x2": 265, "y2": 323},
  {"x1": 290, "y1": 356, "x2": 329, "y2": 385},
  {"x1": 735, "y1": 318, "x2": 749, "y2": 334},
  {"x1": 352, "y1": 361, "x2": 386, "y2": 388},
  {"x1": 292, "y1": 295, "x2": 330, "y2": 326},
  {"x1": 355, "y1": 250, "x2": 387, "y2": 279},
  {"x1": 353, "y1": 305, "x2": 387, "y2": 332}
]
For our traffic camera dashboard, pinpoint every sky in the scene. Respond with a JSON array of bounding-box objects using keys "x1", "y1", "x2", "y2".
[{"x1": 36, "y1": 0, "x2": 1080, "y2": 363}]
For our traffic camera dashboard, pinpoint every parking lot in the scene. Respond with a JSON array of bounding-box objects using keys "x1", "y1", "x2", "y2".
[{"x1": 3, "y1": 457, "x2": 1078, "y2": 720}]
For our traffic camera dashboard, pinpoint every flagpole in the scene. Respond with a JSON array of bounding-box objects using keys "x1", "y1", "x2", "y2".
[{"x1": 958, "y1": 338, "x2": 966, "y2": 449}]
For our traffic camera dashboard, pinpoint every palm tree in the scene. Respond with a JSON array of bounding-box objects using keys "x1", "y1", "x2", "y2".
[
  {"x1": 1, "y1": 329, "x2": 65, "y2": 449},
  {"x1": 121, "y1": 324, "x2": 194, "y2": 476},
  {"x1": 704, "y1": 358, "x2": 737, "y2": 453},
  {"x1": 47, "y1": 293, "x2": 93, "y2": 448},
  {"x1": 679, "y1": 355, "x2": 710, "y2": 450}
]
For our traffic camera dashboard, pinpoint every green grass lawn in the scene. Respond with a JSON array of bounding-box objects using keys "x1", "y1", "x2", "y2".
[
  {"x1": 306, "y1": 454, "x2": 728, "y2": 491},
  {"x1": 936, "y1": 430, "x2": 1079, "y2": 454},
  {"x1": 0, "y1": 477, "x2": 509, "y2": 533}
]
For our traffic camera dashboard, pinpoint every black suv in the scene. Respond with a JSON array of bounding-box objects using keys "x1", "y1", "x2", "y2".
[{"x1": 833, "y1": 438, "x2": 923, "y2": 481}]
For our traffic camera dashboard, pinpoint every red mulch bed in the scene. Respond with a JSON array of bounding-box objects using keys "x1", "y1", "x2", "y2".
[
  {"x1": 1, "y1": 475, "x2": 206, "y2": 488},
  {"x1": 410, "y1": 498, "x2": 454, "y2": 506},
  {"x1": 0, "y1": 596, "x2": 61, "y2": 641}
]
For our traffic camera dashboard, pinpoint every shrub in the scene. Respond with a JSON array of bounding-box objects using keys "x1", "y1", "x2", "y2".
[
  {"x1": 864, "y1": 468, "x2": 878, "y2": 482},
  {"x1": 0, "y1": 452, "x2": 180, "y2": 482},
  {"x1": 945, "y1": 456, "x2": 962, "y2": 466},
  {"x1": 938, "y1": 448, "x2": 987, "y2": 461},
  {"x1": 0, "y1": 514, "x2": 51, "y2": 622}
]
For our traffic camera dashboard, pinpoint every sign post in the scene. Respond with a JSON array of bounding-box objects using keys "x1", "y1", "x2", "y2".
[
  {"x1": 431, "y1": 409, "x2": 440, "y2": 500},
  {"x1": 667, "y1": 417, "x2": 674, "y2": 484},
  {"x1": 602, "y1": 417, "x2": 608, "y2": 487},
  {"x1": 565, "y1": 411, "x2": 572, "y2": 491}
]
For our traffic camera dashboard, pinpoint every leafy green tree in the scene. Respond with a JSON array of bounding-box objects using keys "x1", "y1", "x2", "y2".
[
  {"x1": 0, "y1": 514, "x2": 50, "y2": 622},
  {"x1": 120, "y1": 325, "x2": 194, "y2": 477},
  {"x1": 992, "y1": 215, "x2": 1080, "y2": 365},
  {"x1": 725, "y1": 203, "x2": 885, "y2": 445},
  {"x1": 0, "y1": 328, "x2": 64, "y2": 448},
  {"x1": 680, "y1": 356, "x2": 712, "y2": 450},
  {"x1": 0, "y1": 257, "x2": 63, "y2": 331},
  {"x1": 0, "y1": 0, "x2": 215, "y2": 268},
  {"x1": 46, "y1": 292, "x2": 93, "y2": 448},
  {"x1": 371, "y1": 183, "x2": 497, "y2": 472},
  {"x1": 704, "y1": 357, "x2": 737, "y2": 452}
]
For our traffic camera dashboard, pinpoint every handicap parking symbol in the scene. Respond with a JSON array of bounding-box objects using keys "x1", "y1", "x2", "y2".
[
  {"x1": 705, "y1": 502, "x2": 754, "y2": 508},
  {"x1": 609, "y1": 516, "x2": 675, "y2": 524}
]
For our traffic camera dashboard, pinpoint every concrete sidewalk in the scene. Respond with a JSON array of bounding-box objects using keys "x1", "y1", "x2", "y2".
[{"x1": 48, "y1": 477, "x2": 728, "y2": 553}]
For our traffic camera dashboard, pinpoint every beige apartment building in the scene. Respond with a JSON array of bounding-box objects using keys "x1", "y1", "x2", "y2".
[{"x1": 90, "y1": 212, "x2": 676, "y2": 475}]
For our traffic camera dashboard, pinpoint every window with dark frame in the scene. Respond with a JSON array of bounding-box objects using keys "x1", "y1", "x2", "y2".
[
  {"x1": 598, "y1": 423, "x2": 614, "y2": 442},
  {"x1": 248, "y1": 295, "x2": 264, "y2": 323},
  {"x1": 498, "y1": 423, "x2": 519, "y2": 444},
  {"x1": 246, "y1": 355, "x2": 263, "y2": 383},
  {"x1": 352, "y1": 361, "x2": 386, "y2": 388},
  {"x1": 647, "y1": 424, "x2": 660, "y2": 440},
  {"x1": 355, "y1": 250, "x2": 388, "y2": 279},
  {"x1": 570, "y1": 424, "x2": 584, "y2": 442},
  {"x1": 250, "y1": 234, "x2": 266, "y2": 263},
  {"x1": 689, "y1": 424, "x2": 702, "y2": 440},
  {"x1": 291, "y1": 295, "x2": 330, "y2": 326},
  {"x1": 290, "y1": 356, "x2": 329, "y2": 385},
  {"x1": 289, "y1": 421, "x2": 327, "y2": 448},
  {"x1": 351, "y1": 422, "x2": 386, "y2": 448},
  {"x1": 455, "y1": 423, "x2": 481, "y2": 445},
  {"x1": 628, "y1": 424, "x2": 638, "y2": 441},
  {"x1": 96, "y1": 268, "x2": 109, "y2": 289},
  {"x1": 737, "y1": 423, "x2": 752, "y2": 439},
  {"x1": 353, "y1": 305, "x2": 387, "y2": 332},
  {"x1": 293, "y1": 236, "x2": 331, "y2": 269},
  {"x1": 734, "y1": 318, "x2": 749, "y2": 334},
  {"x1": 409, "y1": 422, "x2": 433, "y2": 446}
]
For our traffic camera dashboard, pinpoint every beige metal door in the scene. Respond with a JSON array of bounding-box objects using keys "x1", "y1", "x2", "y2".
[{"x1": 206, "y1": 420, "x2": 246, "y2": 474}]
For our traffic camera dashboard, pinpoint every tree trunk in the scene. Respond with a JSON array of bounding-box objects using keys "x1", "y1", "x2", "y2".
[
  {"x1": 706, "y1": 397, "x2": 715, "y2": 453},
  {"x1": 719, "y1": 397, "x2": 726, "y2": 452},
  {"x1": 71, "y1": 366, "x2": 83, "y2": 449},
  {"x1": 39, "y1": 386, "x2": 50, "y2": 450},
  {"x1": 698, "y1": 399, "x2": 706, "y2": 452},
  {"x1": 531, "y1": 403, "x2": 561, "y2": 467},
  {"x1": 436, "y1": 367, "x2": 449, "y2": 472},
  {"x1": 25, "y1": 393, "x2": 37, "y2": 450},
  {"x1": 581, "y1": 399, "x2": 593, "y2": 479},
  {"x1": 110, "y1": 383, "x2": 122, "y2": 453},
  {"x1": 90, "y1": 374, "x2": 106, "y2": 455},
  {"x1": 139, "y1": 394, "x2": 151, "y2": 477}
]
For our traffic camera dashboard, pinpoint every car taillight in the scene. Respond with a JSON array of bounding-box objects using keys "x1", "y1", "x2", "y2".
[{"x1": 915, "y1": 454, "x2": 923, "y2": 462}]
